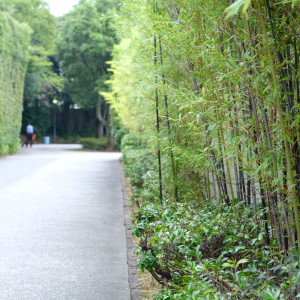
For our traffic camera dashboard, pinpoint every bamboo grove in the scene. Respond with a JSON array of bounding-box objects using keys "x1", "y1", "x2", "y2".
[
  {"x1": 107, "y1": 0, "x2": 300, "y2": 296},
  {"x1": 110, "y1": 0, "x2": 300, "y2": 250}
]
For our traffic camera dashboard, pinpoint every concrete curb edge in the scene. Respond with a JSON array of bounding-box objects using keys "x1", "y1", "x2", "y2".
[{"x1": 120, "y1": 159, "x2": 144, "y2": 300}]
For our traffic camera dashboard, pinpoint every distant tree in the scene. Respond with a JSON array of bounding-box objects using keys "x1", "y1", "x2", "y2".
[
  {"x1": 2, "y1": 0, "x2": 63, "y2": 138},
  {"x1": 3, "y1": 0, "x2": 61, "y2": 104},
  {"x1": 4, "y1": 0, "x2": 55, "y2": 48},
  {"x1": 56, "y1": 0, "x2": 118, "y2": 142}
]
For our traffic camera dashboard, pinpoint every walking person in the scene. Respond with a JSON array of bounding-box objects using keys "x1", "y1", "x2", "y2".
[{"x1": 22, "y1": 124, "x2": 35, "y2": 147}]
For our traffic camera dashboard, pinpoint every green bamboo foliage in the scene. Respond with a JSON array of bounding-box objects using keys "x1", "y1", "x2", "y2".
[{"x1": 107, "y1": 0, "x2": 300, "y2": 250}]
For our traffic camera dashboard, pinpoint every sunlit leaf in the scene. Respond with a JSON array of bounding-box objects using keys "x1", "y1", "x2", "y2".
[{"x1": 225, "y1": 0, "x2": 245, "y2": 19}]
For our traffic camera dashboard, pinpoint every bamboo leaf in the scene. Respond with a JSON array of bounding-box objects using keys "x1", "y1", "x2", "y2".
[
  {"x1": 292, "y1": 0, "x2": 300, "y2": 8},
  {"x1": 243, "y1": 0, "x2": 252, "y2": 13},
  {"x1": 225, "y1": 0, "x2": 245, "y2": 19}
]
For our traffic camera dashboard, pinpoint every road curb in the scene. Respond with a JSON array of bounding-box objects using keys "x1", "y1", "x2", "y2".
[{"x1": 120, "y1": 159, "x2": 144, "y2": 300}]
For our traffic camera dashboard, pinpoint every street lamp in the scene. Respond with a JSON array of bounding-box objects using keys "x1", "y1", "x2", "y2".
[{"x1": 52, "y1": 99, "x2": 58, "y2": 142}]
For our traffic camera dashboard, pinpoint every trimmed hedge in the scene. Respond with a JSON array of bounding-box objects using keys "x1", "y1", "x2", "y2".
[
  {"x1": 113, "y1": 127, "x2": 129, "y2": 149},
  {"x1": 0, "y1": 12, "x2": 30, "y2": 155},
  {"x1": 80, "y1": 137, "x2": 107, "y2": 150}
]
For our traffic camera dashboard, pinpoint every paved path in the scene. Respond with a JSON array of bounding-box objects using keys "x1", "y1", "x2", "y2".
[{"x1": 0, "y1": 145, "x2": 130, "y2": 300}]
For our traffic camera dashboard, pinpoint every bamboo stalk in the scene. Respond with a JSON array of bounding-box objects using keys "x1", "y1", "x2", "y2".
[
  {"x1": 158, "y1": 37, "x2": 179, "y2": 202},
  {"x1": 219, "y1": 123, "x2": 235, "y2": 205},
  {"x1": 258, "y1": 1, "x2": 300, "y2": 248},
  {"x1": 244, "y1": 5, "x2": 286, "y2": 248},
  {"x1": 154, "y1": 34, "x2": 163, "y2": 205}
]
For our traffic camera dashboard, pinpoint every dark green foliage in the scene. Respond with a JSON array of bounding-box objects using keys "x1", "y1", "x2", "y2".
[
  {"x1": 56, "y1": 0, "x2": 119, "y2": 138},
  {"x1": 22, "y1": 102, "x2": 97, "y2": 141},
  {"x1": 58, "y1": 107, "x2": 97, "y2": 139},
  {"x1": 132, "y1": 200, "x2": 299, "y2": 299},
  {"x1": 80, "y1": 137, "x2": 108, "y2": 150},
  {"x1": 121, "y1": 133, "x2": 158, "y2": 204},
  {"x1": 22, "y1": 105, "x2": 51, "y2": 138}
]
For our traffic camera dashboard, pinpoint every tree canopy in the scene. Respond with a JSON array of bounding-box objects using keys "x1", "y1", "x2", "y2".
[{"x1": 56, "y1": 0, "x2": 118, "y2": 138}]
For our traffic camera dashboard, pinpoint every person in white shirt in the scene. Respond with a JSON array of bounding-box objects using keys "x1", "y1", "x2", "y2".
[{"x1": 22, "y1": 124, "x2": 35, "y2": 147}]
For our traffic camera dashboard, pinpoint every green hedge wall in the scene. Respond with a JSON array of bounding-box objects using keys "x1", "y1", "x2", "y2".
[
  {"x1": 79, "y1": 137, "x2": 108, "y2": 150},
  {"x1": 0, "y1": 12, "x2": 30, "y2": 155}
]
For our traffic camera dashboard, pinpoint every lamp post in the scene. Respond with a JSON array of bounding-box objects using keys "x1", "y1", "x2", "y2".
[{"x1": 53, "y1": 99, "x2": 58, "y2": 142}]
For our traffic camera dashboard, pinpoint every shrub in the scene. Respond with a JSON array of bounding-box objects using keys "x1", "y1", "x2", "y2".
[
  {"x1": 63, "y1": 134, "x2": 81, "y2": 143},
  {"x1": 113, "y1": 127, "x2": 129, "y2": 149},
  {"x1": 132, "y1": 201, "x2": 299, "y2": 299},
  {"x1": 121, "y1": 133, "x2": 139, "y2": 150},
  {"x1": 121, "y1": 133, "x2": 158, "y2": 204},
  {"x1": 80, "y1": 137, "x2": 107, "y2": 150},
  {"x1": 122, "y1": 148, "x2": 155, "y2": 188}
]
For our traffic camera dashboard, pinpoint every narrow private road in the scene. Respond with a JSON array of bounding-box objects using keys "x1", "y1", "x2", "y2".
[{"x1": 0, "y1": 144, "x2": 130, "y2": 300}]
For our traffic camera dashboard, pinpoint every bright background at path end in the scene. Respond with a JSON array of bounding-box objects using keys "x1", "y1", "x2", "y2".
[{"x1": 46, "y1": 0, "x2": 80, "y2": 17}]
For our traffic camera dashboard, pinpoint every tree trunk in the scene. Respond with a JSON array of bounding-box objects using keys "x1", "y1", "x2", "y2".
[
  {"x1": 96, "y1": 95, "x2": 107, "y2": 139},
  {"x1": 97, "y1": 122, "x2": 104, "y2": 138},
  {"x1": 106, "y1": 108, "x2": 114, "y2": 150},
  {"x1": 95, "y1": 96, "x2": 114, "y2": 150}
]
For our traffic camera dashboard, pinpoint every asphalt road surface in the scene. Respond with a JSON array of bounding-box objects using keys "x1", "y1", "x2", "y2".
[{"x1": 0, "y1": 144, "x2": 130, "y2": 300}]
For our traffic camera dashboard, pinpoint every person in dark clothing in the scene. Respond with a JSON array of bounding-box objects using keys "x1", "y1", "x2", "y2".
[{"x1": 22, "y1": 124, "x2": 35, "y2": 147}]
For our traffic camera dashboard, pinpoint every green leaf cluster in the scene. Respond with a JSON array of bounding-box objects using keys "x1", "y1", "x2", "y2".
[
  {"x1": 131, "y1": 199, "x2": 299, "y2": 299},
  {"x1": 56, "y1": 0, "x2": 118, "y2": 108},
  {"x1": 0, "y1": 12, "x2": 30, "y2": 154}
]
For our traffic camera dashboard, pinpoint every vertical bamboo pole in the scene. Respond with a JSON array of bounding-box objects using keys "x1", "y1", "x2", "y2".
[
  {"x1": 154, "y1": 34, "x2": 163, "y2": 205},
  {"x1": 158, "y1": 37, "x2": 179, "y2": 202},
  {"x1": 219, "y1": 117, "x2": 236, "y2": 206},
  {"x1": 258, "y1": 0, "x2": 300, "y2": 247}
]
